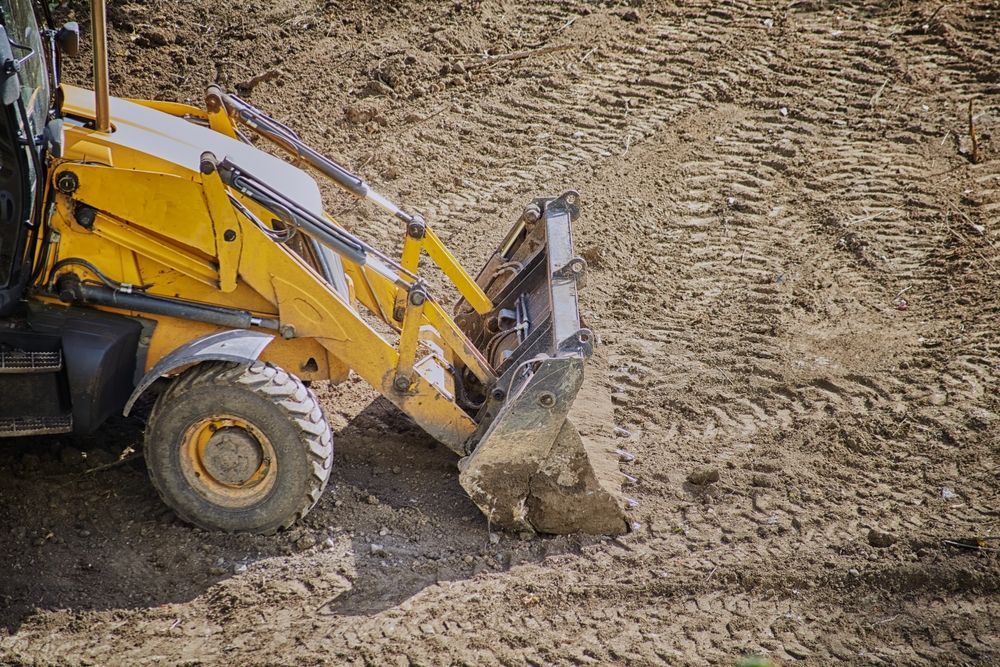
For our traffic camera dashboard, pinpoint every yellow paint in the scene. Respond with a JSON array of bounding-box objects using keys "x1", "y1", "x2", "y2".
[{"x1": 37, "y1": 84, "x2": 509, "y2": 454}]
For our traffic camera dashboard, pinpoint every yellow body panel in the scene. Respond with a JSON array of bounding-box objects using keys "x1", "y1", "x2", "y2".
[{"x1": 39, "y1": 85, "x2": 489, "y2": 451}]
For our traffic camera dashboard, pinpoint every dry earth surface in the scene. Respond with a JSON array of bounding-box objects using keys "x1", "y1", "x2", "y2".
[{"x1": 1, "y1": 0, "x2": 998, "y2": 664}]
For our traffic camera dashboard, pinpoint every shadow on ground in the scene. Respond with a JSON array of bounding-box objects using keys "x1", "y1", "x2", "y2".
[{"x1": 0, "y1": 396, "x2": 583, "y2": 631}]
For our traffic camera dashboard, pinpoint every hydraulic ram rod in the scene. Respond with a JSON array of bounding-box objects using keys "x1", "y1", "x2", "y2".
[
  {"x1": 207, "y1": 87, "x2": 421, "y2": 226},
  {"x1": 206, "y1": 154, "x2": 415, "y2": 287}
]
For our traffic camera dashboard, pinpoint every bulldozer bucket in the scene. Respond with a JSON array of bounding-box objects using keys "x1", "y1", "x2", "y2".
[{"x1": 455, "y1": 193, "x2": 629, "y2": 534}]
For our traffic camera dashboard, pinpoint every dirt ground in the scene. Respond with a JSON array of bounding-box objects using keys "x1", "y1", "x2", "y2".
[{"x1": 1, "y1": 0, "x2": 998, "y2": 664}]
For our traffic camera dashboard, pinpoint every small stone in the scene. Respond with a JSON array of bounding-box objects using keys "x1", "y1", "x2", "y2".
[
  {"x1": 779, "y1": 107, "x2": 789, "y2": 117},
  {"x1": 620, "y1": 9, "x2": 641, "y2": 23},
  {"x1": 379, "y1": 527, "x2": 389, "y2": 537},
  {"x1": 208, "y1": 566, "x2": 225, "y2": 576},
  {"x1": 366, "y1": 494, "x2": 380, "y2": 505},
  {"x1": 370, "y1": 543, "x2": 385, "y2": 556},
  {"x1": 295, "y1": 534, "x2": 317, "y2": 551},
  {"x1": 392, "y1": 466, "x2": 401, "y2": 474},
  {"x1": 518, "y1": 531, "x2": 534, "y2": 541},
  {"x1": 463, "y1": 555, "x2": 475, "y2": 565},
  {"x1": 233, "y1": 563, "x2": 248, "y2": 574},
  {"x1": 848, "y1": 568, "x2": 860, "y2": 576},
  {"x1": 77, "y1": 529, "x2": 91, "y2": 538},
  {"x1": 687, "y1": 467, "x2": 721, "y2": 486},
  {"x1": 419, "y1": 623, "x2": 435, "y2": 635},
  {"x1": 751, "y1": 474, "x2": 775, "y2": 488},
  {"x1": 867, "y1": 529, "x2": 896, "y2": 548},
  {"x1": 488, "y1": 533, "x2": 500, "y2": 544},
  {"x1": 941, "y1": 487, "x2": 957, "y2": 500}
]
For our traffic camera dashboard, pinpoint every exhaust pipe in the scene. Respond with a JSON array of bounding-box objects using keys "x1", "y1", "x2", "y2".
[{"x1": 89, "y1": 0, "x2": 110, "y2": 132}]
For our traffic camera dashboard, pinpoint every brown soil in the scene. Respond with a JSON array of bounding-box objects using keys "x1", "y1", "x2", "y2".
[{"x1": 2, "y1": 0, "x2": 999, "y2": 664}]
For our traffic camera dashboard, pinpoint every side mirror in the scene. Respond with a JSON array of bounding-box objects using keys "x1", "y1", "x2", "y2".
[
  {"x1": 0, "y1": 26, "x2": 19, "y2": 107},
  {"x1": 57, "y1": 22, "x2": 80, "y2": 58}
]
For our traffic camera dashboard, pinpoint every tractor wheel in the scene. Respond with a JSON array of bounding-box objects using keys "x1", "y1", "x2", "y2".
[{"x1": 145, "y1": 361, "x2": 333, "y2": 534}]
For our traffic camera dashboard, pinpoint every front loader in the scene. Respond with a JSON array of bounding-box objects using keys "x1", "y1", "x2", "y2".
[{"x1": 0, "y1": 0, "x2": 628, "y2": 535}]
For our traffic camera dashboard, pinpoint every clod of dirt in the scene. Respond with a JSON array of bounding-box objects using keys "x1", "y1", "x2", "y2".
[
  {"x1": 687, "y1": 467, "x2": 721, "y2": 486},
  {"x1": 59, "y1": 447, "x2": 85, "y2": 467},
  {"x1": 20, "y1": 453, "x2": 40, "y2": 471},
  {"x1": 295, "y1": 534, "x2": 317, "y2": 551},
  {"x1": 867, "y1": 529, "x2": 897, "y2": 548},
  {"x1": 580, "y1": 245, "x2": 605, "y2": 269},
  {"x1": 364, "y1": 50, "x2": 444, "y2": 99},
  {"x1": 135, "y1": 28, "x2": 173, "y2": 48},
  {"x1": 620, "y1": 10, "x2": 642, "y2": 23},
  {"x1": 344, "y1": 103, "x2": 383, "y2": 125}
]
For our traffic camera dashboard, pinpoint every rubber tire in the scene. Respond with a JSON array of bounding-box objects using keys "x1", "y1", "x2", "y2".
[{"x1": 145, "y1": 361, "x2": 333, "y2": 534}]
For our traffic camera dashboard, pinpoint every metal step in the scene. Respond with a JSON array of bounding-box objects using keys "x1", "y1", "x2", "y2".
[
  {"x1": 0, "y1": 349, "x2": 63, "y2": 373},
  {"x1": 0, "y1": 414, "x2": 73, "y2": 437}
]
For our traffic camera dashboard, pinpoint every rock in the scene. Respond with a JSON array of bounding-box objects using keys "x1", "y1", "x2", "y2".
[
  {"x1": 620, "y1": 9, "x2": 641, "y2": 23},
  {"x1": 463, "y1": 555, "x2": 475, "y2": 565},
  {"x1": 295, "y1": 533, "x2": 317, "y2": 551},
  {"x1": 379, "y1": 527, "x2": 389, "y2": 536},
  {"x1": 687, "y1": 467, "x2": 721, "y2": 486},
  {"x1": 488, "y1": 532, "x2": 500, "y2": 544},
  {"x1": 867, "y1": 529, "x2": 896, "y2": 548},
  {"x1": 366, "y1": 494, "x2": 380, "y2": 506},
  {"x1": 233, "y1": 563, "x2": 247, "y2": 574},
  {"x1": 751, "y1": 474, "x2": 775, "y2": 488},
  {"x1": 370, "y1": 543, "x2": 385, "y2": 557},
  {"x1": 848, "y1": 568, "x2": 860, "y2": 576},
  {"x1": 208, "y1": 566, "x2": 225, "y2": 576}
]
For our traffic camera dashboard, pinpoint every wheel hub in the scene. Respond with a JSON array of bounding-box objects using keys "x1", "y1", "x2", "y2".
[
  {"x1": 180, "y1": 415, "x2": 278, "y2": 507},
  {"x1": 202, "y1": 427, "x2": 265, "y2": 485}
]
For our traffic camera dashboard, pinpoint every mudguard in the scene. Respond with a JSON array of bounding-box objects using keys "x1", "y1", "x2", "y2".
[{"x1": 122, "y1": 329, "x2": 274, "y2": 415}]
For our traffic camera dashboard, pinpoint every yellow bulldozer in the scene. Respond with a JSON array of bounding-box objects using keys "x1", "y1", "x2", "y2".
[{"x1": 0, "y1": 0, "x2": 628, "y2": 535}]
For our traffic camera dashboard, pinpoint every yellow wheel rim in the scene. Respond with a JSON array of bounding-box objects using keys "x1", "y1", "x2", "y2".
[{"x1": 179, "y1": 415, "x2": 278, "y2": 508}]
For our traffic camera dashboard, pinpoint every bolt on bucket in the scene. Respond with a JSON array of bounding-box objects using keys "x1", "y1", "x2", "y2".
[{"x1": 453, "y1": 193, "x2": 629, "y2": 535}]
